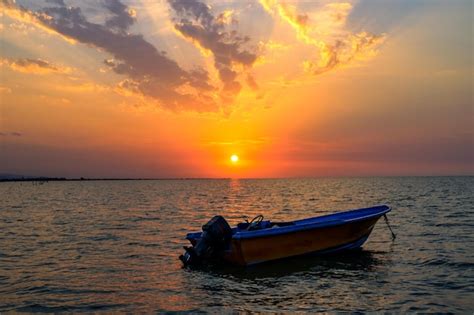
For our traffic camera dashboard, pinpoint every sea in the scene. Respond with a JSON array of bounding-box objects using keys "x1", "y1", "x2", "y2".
[{"x1": 0, "y1": 177, "x2": 473, "y2": 312}]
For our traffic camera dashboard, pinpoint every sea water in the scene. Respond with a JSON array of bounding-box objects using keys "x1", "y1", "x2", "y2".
[{"x1": 1, "y1": 177, "x2": 473, "y2": 312}]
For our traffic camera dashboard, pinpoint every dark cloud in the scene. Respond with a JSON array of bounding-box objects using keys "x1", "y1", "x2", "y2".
[
  {"x1": 103, "y1": 0, "x2": 135, "y2": 32},
  {"x1": 168, "y1": 0, "x2": 258, "y2": 98},
  {"x1": 2, "y1": 0, "x2": 217, "y2": 111}
]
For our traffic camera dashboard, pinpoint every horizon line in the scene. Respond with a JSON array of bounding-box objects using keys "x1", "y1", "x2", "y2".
[{"x1": 1, "y1": 174, "x2": 473, "y2": 182}]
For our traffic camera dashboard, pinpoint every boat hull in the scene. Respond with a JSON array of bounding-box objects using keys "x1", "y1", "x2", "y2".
[
  {"x1": 184, "y1": 205, "x2": 391, "y2": 267},
  {"x1": 224, "y1": 216, "x2": 380, "y2": 266}
]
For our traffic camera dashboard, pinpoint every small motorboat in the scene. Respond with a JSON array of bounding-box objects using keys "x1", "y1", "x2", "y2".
[{"x1": 179, "y1": 205, "x2": 393, "y2": 267}]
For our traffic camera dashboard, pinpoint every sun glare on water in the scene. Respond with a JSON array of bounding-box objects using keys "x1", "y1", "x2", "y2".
[{"x1": 230, "y1": 154, "x2": 239, "y2": 163}]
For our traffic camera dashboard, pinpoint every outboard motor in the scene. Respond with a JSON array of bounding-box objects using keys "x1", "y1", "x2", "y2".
[{"x1": 180, "y1": 215, "x2": 232, "y2": 266}]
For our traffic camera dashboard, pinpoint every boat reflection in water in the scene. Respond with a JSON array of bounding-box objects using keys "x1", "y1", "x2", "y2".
[
  {"x1": 187, "y1": 248, "x2": 385, "y2": 279},
  {"x1": 182, "y1": 248, "x2": 393, "y2": 312}
]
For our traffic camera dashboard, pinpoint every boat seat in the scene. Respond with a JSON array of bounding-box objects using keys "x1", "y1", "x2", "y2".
[
  {"x1": 270, "y1": 222, "x2": 295, "y2": 228},
  {"x1": 236, "y1": 220, "x2": 295, "y2": 231}
]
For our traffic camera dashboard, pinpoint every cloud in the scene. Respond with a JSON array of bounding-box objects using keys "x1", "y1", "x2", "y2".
[
  {"x1": 103, "y1": 0, "x2": 136, "y2": 31},
  {"x1": 246, "y1": 74, "x2": 259, "y2": 91},
  {"x1": 0, "y1": 0, "x2": 385, "y2": 111},
  {"x1": 0, "y1": 85, "x2": 12, "y2": 94},
  {"x1": 204, "y1": 138, "x2": 268, "y2": 147},
  {"x1": 260, "y1": 0, "x2": 385, "y2": 75},
  {"x1": 216, "y1": 10, "x2": 236, "y2": 26},
  {"x1": 168, "y1": 0, "x2": 259, "y2": 101},
  {"x1": 0, "y1": 57, "x2": 72, "y2": 74},
  {"x1": 0, "y1": 0, "x2": 218, "y2": 112},
  {"x1": 0, "y1": 0, "x2": 77, "y2": 44},
  {"x1": 0, "y1": 131, "x2": 22, "y2": 137}
]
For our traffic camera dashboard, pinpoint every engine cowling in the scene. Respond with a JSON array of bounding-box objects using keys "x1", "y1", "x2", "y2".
[{"x1": 180, "y1": 215, "x2": 232, "y2": 266}]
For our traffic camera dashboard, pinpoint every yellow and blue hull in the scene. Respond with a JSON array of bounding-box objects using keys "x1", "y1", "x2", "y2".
[{"x1": 186, "y1": 205, "x2": 391, "y2": 266}]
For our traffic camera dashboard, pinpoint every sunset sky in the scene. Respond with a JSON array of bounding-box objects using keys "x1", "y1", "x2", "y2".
[{"x1": 1, "y1": 0, "x2": 472, "y2": 178}]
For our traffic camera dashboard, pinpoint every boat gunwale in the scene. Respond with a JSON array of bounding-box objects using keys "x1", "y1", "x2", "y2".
[{"x1": 232, "y1": 205, "x2": 390, "y2": 240}]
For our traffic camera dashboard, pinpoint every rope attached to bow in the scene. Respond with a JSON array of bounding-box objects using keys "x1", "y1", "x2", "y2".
[{"x1": 383, "y1": 214, "x2": 396, "y2": 240}]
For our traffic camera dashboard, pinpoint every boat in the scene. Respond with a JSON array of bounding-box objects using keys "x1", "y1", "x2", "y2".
[{"x1": 180, "y1": 205, "x2": 392, "y2": 267}]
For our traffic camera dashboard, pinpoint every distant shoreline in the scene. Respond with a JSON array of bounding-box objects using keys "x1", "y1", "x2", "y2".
[
  {"x1": 0, "y1": 177, "x2": 231, "y2": 182},
  {"x1": 1, "y1": 175, "x2": 472, "y2": 182}
]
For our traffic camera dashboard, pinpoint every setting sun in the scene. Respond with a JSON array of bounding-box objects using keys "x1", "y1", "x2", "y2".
[{"x1": 230, "y1": 154, "x2": 239, "y2": 163}]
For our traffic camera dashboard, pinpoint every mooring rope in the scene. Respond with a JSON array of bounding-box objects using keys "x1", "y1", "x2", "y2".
[{"x1": 383, "y1": 214, "x2": 397, "y2": 240}]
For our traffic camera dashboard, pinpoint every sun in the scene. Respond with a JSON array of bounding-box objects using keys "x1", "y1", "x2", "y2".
[{"x1": 230, "y1": 154, "x2": 239, "y2": 163}]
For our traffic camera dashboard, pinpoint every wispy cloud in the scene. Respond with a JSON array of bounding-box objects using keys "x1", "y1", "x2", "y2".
[
  {"x1": 168, "y1": 0, "x2": 259, "y2": 102},
  {"x1": 204, "y1": 138, "x2": 269, "y2": 147},
  {"x1": 0, "y1": 57, "x2": 72, "y2": 74},
  {"x1": 260, "y1": 0, "x2": 385, "y2": 75}
]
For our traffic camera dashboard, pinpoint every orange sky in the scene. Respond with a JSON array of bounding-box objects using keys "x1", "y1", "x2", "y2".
[{"x1": 0, "y1": 0, "x2": 472, "y2": 178}]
